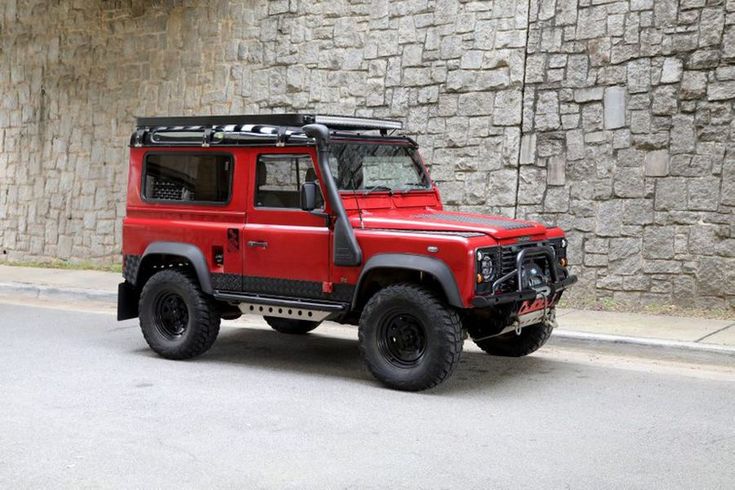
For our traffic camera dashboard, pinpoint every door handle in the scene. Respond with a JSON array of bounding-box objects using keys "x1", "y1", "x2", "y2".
[{"x1": 247, "y1": 240, "x2": 268, "y2": 249}]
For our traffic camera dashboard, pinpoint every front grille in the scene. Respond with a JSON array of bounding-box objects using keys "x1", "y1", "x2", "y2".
[
  {"x1": 497, "y1": 244, "x2": 541, "y2": 292},
  {"x1": 478, "y1": 238, "x2": 565, "y2": 294}
]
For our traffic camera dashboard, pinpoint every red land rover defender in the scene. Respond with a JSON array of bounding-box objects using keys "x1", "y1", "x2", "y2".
[{"x1": 119, "y1": 114, "x2": 576, "y2": 391}]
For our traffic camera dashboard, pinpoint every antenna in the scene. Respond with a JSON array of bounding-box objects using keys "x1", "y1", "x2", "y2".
[
  {"x1": 350, "y1": 167, "x2": 365, "y2": 230},
  {"x1": 343, "y1": 160, "x2": 365, "y2": 230}
]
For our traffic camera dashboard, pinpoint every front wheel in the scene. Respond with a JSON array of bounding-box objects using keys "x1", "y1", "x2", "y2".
[
  {"x1": 139, "y1": 270, "x2": 221, "y2": 359},
  {"x1": 358, "y1": 283, "x2": 463, "y2": 391}
]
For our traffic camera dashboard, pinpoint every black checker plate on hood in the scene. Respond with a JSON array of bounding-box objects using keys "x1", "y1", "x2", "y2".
[{"x1": 416, "y1": 213, "x2": 535, "y2": 230}]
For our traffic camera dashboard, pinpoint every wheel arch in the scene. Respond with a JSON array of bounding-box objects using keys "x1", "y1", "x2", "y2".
[
  {"x1": 352, "y1": 254, "x2": 463, "y2": 310},
  {"x1": 135, "y1": 242, "x2": 213, "y2": 294}
]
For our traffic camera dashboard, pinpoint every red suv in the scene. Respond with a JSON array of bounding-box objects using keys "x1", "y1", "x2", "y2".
[{"x1": 118, "y1": 114, "x2": 576, "y2": 391}]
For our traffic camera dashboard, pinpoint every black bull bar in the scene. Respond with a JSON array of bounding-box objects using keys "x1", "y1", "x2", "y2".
[{"x1": 471, "y1": 245, "x2": 578, "y2": 308}]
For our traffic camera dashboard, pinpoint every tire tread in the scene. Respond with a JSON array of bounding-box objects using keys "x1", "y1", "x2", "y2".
[
  {"x1": 358, "y1": 283, "x2": 463, "y2": 391},
  {"x1": 473, "y1": 321, "x2": 553, "y2": 357},
  {"x1": 139, "y1": 269, "x2": 220, "y2": 359}
]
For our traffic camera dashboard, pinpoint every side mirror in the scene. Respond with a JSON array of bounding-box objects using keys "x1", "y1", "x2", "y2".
[{"x1": 300, "y1": 181, "x2": 319, "y2": 211}]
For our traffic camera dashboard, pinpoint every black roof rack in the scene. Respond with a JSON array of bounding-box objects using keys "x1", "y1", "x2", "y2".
[
  {"x1": 135, "y1": 114, "x2": 403, "y2": 131},
  {"x1": 131, "y1": 113, "x2": 406, "y2": 148}
]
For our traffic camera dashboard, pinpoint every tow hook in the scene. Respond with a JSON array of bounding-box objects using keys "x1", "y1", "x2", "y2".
[{"x1": 543, "y1": 308, "x2": 557, "y2": 329}]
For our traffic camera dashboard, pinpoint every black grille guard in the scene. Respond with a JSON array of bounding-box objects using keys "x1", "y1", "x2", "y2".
[{"x1": 471, "y1": 245, "x2": 577, "y2": 308}]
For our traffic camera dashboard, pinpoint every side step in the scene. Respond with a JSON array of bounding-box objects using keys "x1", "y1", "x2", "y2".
[{"x1": 213, "y1": 291, "x2": 347, "y2": 322}]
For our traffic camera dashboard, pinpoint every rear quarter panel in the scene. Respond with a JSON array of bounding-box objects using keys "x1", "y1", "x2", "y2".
[{"x1": 123, "y1": 147, "x2": 248, "y2": 277}]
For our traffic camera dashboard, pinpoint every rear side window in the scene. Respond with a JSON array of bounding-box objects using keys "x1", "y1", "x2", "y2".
[{"x1": 143, "y1": 153, "x2": 232, "y2": 203}]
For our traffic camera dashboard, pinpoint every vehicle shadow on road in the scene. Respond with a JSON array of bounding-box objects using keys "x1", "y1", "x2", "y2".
[{"x1": 147, "y1": 325, "x2": 560, "y2": 394}]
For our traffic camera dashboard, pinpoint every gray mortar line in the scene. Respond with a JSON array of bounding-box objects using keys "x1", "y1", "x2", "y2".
[{"x1": 513, "y1": 0, "x2": 533, "y2": 220}]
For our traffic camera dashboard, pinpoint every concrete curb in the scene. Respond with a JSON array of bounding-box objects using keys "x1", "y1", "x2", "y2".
[
  {"x1": 553, "y1": 329, "x2": 735, "y2": 357},
  {"x1": 0, "y1": 282, "x2": 117, "y2": 304},
  {"x1": 1, "y1": 281, "x2": 733, "y2": 357}
]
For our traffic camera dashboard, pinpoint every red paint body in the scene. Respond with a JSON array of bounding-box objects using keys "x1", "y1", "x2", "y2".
[{"x1": 123, "y1": 145, "x2": 566, "y2": 308}]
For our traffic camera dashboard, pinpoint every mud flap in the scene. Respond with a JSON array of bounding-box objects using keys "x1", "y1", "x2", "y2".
[{"x1": 117, "y1": 282, "x2": 139, "y2": 321}]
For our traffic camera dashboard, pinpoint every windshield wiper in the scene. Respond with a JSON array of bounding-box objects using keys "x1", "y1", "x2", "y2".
[
  {"x1": 364, "y1": 185, "x2": 393, "y2": 194},
  {"x1": 395, "y1": 182, "x2": 431, "y2": 193}
]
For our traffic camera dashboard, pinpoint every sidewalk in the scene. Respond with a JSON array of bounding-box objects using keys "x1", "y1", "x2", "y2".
[{"x1": 1, "y1": 264, "x2": 733, "y2": 354}]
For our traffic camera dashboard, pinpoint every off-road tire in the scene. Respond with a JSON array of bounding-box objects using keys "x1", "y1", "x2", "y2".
[
  {"x1": 358, "y1": 283, "x2": 463, "y2": 391},
  {"x1": 473, "y1": 321, "x2": 553, "y2": 357},
  {"x1": 139, "y1": 269, "x2": 220, "y2": 359},
  {"x1": 264, "y1": 317, "x2": 320, "y2": 335}
]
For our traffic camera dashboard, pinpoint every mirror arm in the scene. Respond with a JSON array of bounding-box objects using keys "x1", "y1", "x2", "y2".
[{"x1": 310, "y1": 209, "x2": 332, "y2": 227}]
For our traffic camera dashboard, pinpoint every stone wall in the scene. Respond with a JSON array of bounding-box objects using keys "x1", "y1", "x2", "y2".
[
  {"x1": 0, "y1": 0, "x2": 527, "y2": 257},
  {"x1": 0, "y1": 0, "x2": 732, "y2": 308},
  {"x1": 518, "y1": 0, "x2": 735, "y2": 309}
]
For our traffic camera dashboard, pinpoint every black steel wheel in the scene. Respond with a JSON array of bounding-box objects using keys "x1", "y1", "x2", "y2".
[
  {"x1": 153, "y1": 292, "x2": 189, "y2": 338},
  {"x1": 359, "y1": 283, "x2": 463, "y2": 391},
  {"x1": 139, "y1": 270, "x2": 220, "y2": 360},
  {"x1": 377, "y1": 313, "x2": 427, "y2": 367}
]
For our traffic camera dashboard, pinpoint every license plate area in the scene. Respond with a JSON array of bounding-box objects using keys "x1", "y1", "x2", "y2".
[{"x1": 518, "y1": 294, "x2": 556, "y2": 315}]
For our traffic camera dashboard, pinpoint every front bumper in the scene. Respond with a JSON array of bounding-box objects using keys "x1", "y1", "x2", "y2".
[
  {"x1": 471, "y1": 244, "x2": 577, "y2": 308},
  {"x1": 471, "y1": 274, "x2": 577, "y2": 308}
]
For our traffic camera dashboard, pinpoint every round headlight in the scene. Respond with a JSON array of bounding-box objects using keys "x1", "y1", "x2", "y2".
[
  {"x1": 481, "y1": 259, "x2": 494, "y2": 281},
  {"x1": 476, "y1": 250, "x2": 484, "y2": 261},
  {"x1": 561, "y1": 238, "x2": 567, "y2": 248}
]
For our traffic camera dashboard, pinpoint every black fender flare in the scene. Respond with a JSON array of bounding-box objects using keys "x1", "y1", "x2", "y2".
[
  {"x1": 138, "y1": 241, "x2": 213, "y2": 294},
  {"x1": 352, "y1": 254, "x2": 463, "y2": 308}
]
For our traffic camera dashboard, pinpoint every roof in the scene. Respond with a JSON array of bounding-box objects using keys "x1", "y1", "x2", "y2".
[{"x1": 131, "y1": 113, "x2": 406, "y2": 148}]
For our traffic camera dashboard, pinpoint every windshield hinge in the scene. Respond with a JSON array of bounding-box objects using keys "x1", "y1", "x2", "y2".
[
  {"x1": 133, "y1": 129, "x2": 145, "y2": 147},
  {"x1": 202, "y1": 128, "x2": 213, "y2": 147},
  {"x1": 276, "y1": 127, "x2": 288, "y2": 147}
]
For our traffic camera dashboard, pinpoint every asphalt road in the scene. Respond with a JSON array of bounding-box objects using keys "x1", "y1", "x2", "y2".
[{"x1": 1, "y1": 298, "x2": 734, "y2": 489}]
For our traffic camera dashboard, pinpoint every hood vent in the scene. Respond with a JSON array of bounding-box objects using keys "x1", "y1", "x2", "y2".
[{"x1": 415, "y1": 213, "x2": 535, "y2": 230}]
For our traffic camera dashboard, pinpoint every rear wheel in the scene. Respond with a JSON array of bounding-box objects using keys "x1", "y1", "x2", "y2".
[
  {"x1": 139, "y1": 270, "x2": 220, "y2": 359},
  {"x1": 264, "y1": 317, "x2": 320, "y2": 335},
  {"x1": 358, "y1": 283, "x2": 463, "y2": 391},
  {"x1": 473, "y1": 321, "x2": 554, "y2": 357}
]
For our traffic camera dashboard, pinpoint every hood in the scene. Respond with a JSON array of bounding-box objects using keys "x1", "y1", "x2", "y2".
[{"x1": 350, "y1": 208, "x2": 548, "y2": 240}]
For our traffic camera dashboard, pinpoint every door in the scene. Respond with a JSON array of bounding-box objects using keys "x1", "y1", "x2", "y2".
[{"x1": 242, "y1": 151, "x2": 332, "y2": 300}]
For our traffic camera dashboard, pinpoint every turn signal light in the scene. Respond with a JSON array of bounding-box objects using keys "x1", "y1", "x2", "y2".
[
  {"x1": 560, "y1": 257, "x2": 568, "y2": 267},
  {"x1": 477, "y1": 273, "x2": 483, "y2": 284}
]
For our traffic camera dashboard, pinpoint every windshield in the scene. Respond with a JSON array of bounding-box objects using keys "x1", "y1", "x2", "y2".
[{"x1": 328, "y1": 143, "x2": 431, "y2": 192}]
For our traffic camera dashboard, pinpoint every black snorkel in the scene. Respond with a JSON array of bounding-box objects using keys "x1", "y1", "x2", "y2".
[{"x1": 302, "y1": 124, "x2": 362, "y2": 267}]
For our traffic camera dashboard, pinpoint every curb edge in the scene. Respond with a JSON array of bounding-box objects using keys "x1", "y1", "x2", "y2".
[
  {"x1": 1, "y1": 282, "x2": 732, "y2": 356},
  {"x1": 553, "y1": 329, "x2": 735, "y2": 357},
  {"x1": 0, "y1": 282, "x2": 117, "y2": 304}
]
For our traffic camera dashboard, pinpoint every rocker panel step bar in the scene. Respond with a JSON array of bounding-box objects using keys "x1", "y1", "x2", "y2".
[
  {"x1": 237, "y1": 302, "x2": 333, "y2": 322},
  {"x1": 214, "y1": 291, "x2": 348, "y2": 314}
]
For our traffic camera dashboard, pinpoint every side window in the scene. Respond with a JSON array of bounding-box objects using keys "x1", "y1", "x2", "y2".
[
  {"x1": 255, "y1": 154, "x2": 322, "y2": 209},
  {"x1": 143, "y1": 153, "x2": 232, "y2": 203}
]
